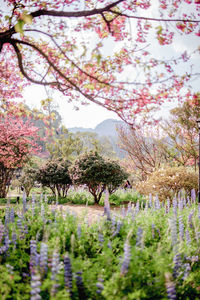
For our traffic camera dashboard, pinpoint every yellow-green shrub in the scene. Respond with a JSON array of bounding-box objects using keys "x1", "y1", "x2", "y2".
[{"x1": 136, "y1": 166, "x2": 198, "y2": 201}]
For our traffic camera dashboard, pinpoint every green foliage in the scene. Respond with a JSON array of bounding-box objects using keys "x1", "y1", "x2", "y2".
[
  {"x1": 108, "y1": 189, "x2": 145, "y2": 206},
  {"x1": 0, "y1": 194, "x2": 200, "y2": 299},
  {"x1": 69, "y1": 152, "x2": 128, "y2": 203},
  {"x1": 36, "y1": 158, "x2": 72, "y2": 197},
  {"x1": 136, "y1": 166, "x2": 198, "y2": 201}
]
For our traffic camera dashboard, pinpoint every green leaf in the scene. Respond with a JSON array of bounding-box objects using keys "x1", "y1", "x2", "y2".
[{"x1": 14, "y1": 19, "x2": 25, "y2": 34}]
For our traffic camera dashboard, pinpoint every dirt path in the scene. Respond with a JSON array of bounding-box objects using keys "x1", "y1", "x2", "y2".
[{"x1": 49, "y1": 204, "x2": 121, "y2": 222}]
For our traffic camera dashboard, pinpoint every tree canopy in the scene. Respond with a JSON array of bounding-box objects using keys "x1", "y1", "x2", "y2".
[{"x1": 1, "y1": 0, "x2": 199, "y2": 125}]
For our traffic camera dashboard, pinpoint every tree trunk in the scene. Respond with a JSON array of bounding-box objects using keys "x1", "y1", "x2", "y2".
[{"x1": 0, "y1": 166, "x2": 13, "y2": 198}]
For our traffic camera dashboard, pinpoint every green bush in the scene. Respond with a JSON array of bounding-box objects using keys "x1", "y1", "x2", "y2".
[
  {"x1": 136, "y1": 166, "x2": 198, "y2": 201},
  {"x1": 69, "y1": 152, "x2": 128, "y2": 203}
]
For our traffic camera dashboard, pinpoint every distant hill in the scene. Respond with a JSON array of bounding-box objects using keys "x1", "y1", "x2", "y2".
[
  {"x1": 68, "y1": 118, "x2": 125, "y2": 138},
  {"x1": 68, "y1": 119, "x2": 127, "y2": 158}
]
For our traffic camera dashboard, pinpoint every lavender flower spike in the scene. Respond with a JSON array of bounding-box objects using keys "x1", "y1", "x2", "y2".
[
  {"x1": 30, "y1": 273, "x2": 41, "y2": 300},
  {"x1": 121, "y1": 239, "x2": 131, "y2": 275},
  {"x1": 64, "y1": 254, "x2": 73, "y2": 297},
  {"x1": 165, "y1": 273, "x2": 176, "y2": 300}
]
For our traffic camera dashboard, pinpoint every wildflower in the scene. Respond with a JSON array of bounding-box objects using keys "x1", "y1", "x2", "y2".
[
  {"x1": 172, "y1": 197, "x2": 177, "y2": 216},
  {"x1": 96, "y1": 278, "x2": 104, "y2": 295},
  {"x1": 76, "y1": 271, "x2": 86, "y2": 299},
  {"x1": 51, "y1": 251, "x2": 60, "y2": 296},
  {"x1": 169, "y1": 217, "x2": 178, "y2": 250},
  {"x1": 30, "y1": 240, "x2": 39, "y2": 271},
  {"x1": 165, "y1": 273, "x2": 176, "y2": 300},
  {"x1": 155, "y1": 194, "x2": 160, "y2": 210},
  {"x1": 178, "y1": 215, "x2": 184, "y2": 241},
  {"x1": 30, "y1": 273, "x2": 41, "y2": 300},
  {"x1": 149, "y1": 193, "x2": 152, "y2": 208},
  {"x1": 182, "y1": 263, "x2": 191, "y2": 280},
  {"x1": 172, "y1": 253, "x2": 182, "y2": 278},
  {"x1": 136, "y1": 227, "x2": 143, "y2": 248},
  {"x1": 98, "y1": 233, "x2": 104, "y2": 245},
  {"x1": 32, "y1": 194, "x2": 36, "y2": 216},
  {"x1": 64, "y1": 254, "x2": 73, "y2": 296},
  {"x1": 77, "y1": 225, "x2": 82, "y2": 239},
  {"x1": 10, "y1": 208, "x2": 15, "y2": 223},
  {"x1": 40, "y1": 243, "x2": 48, "y2": 276},
  {"x1": 112, "y1": 220, "x2": 122, "y2": 237},
  {"x1": 23, "y1": 192, "x2": 27, "y2": 213},
  {"x1": 185, "y1": 229, "x2": 191, "y2": 245},
  {"x1": 121, "y1": 239, "x2": 131, "y2": 275},
  {"x1": 188, "y1": 211, "x2": 194, "y2": 229},
  {"x1": 191, "y1": 189, "x2": 196, "y2": 203}
]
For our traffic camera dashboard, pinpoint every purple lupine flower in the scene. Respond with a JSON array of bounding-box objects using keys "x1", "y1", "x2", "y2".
[
  {"x1": 155, "y1": 194, "x2": 160, "y2": 210},
  {"x1": 51, "y1": 250, "x2": 60, "y2": 296},
  {"x1": 0, "y1": 223, "x2": 4, "y2": 243},
  {"x1": 172, "y1": 197, "x2": 177, "y2": 216},
  {"x1": 44, "y1": 194, "x2": 48, "y2": 204},
  {"x1": 186, "y1": 255, "x2": 199, "y2": 263},
  {"x1": 127, "y1": 202, "x2": 132, "y2": 215},
  {"x1": 39, "y1": 242, "x2": 48, "y2": 276},
  {"x1": 121, "y1": 239, "x2": 131, "y2": 275},
  {"x1": 32, "y1": 193, "x2": 36, "y2": 216},
  {"x1": 64, "y1": 254, "x2": 73, "y2": 297},
  {"x1": 182, "y1": 263, "x2": 191, "y2": 280},
  {"x1": 98, "y1": 233, "x2": 104, "y2": 245},
  {"x1": 135, "y1": 200, "x2": 140, "y2": 214},
  {"x1": 152, "y1": 224, "x2": 156, "y2": 239},
  {"x1": 40, "y1": 204, "x2": 45, "y2": 222},
  {"x1": 107, "y1": 241, "x2": 112, "y2": 249},
  {"x1": 10, "y1": 208, "x2": 15, "y2": 223},
  {"x1": 4, "y1": 231, "x2": 11, "y2": 253},
  {"x1": 5, "y1": 207, "x2": 10, "y2": 227},
  {"x1": 170, "y1": 217, "x2": 177, "y2": 250},
  {"x1": 30, "y1": 273, "x2": 41, "y2": 300},
  {"x1": 30, "y1": 240, "x2": 39, "y2": 272},
  {"x1": 178, "y1": 198, "x2": 183, "y2": 211},
  {"x1": 112, "y1": 220, "x2": 122, "y2": 237},
  {"x1": 76, "y1": 271, "x2": 86, "y2": 299},
  {"x1": 121, "y1": 206, "x2": 126, "y2": 218},
  {"x1": 185, "y1": 229, "x2": 191, "y2": 245},
  {"x1": 77, "y1": 225, "x2": 82, "y2": 239},
  {"x1": 172, "y1": 253, "x2": 182, "y2": 278},
  {"x1": 191, "y1": 189, "x2": 196, "y2": 203},
  {"x1": 178, "y1": 216, "x2": 184, "y2": 241},
  {"x1": 12, "y1": 231, "x2": 17, "y2": 248},
  {"x1": 165, "y1": 273, "x2": 176, "y2": 300},
  {"x1": 96, "y1": 278, "x2": 104, "y2": 295},
  {"x1": 23, "y1": 192, "x2": 27, "y2": 213},
  {"x1": 136, "y1": 227, "x2": 143, "y2": 248},
  {"x1": 188, "y1": 211, "x2": 194, "y2": 229}
]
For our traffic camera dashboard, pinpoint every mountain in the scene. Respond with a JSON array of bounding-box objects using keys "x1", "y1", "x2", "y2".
[
  {"x1": 68, "y1": 119, "x2": 126, "y2": 158},
  {"x1": 68, "y1": 118, "x2": 125, "y2": 137}
]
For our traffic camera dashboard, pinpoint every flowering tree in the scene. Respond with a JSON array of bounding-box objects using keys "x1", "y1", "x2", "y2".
[
  {"x1": 0, "y1": 102, "x2": 39, "y2": 197},
  {"x1": 0, "y1": 0, "x2": 200, "y2": 124}
]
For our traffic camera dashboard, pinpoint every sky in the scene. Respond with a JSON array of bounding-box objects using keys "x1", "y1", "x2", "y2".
[{"x1": 23, "y1": 85, "x2": 121, "y2": 129}]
